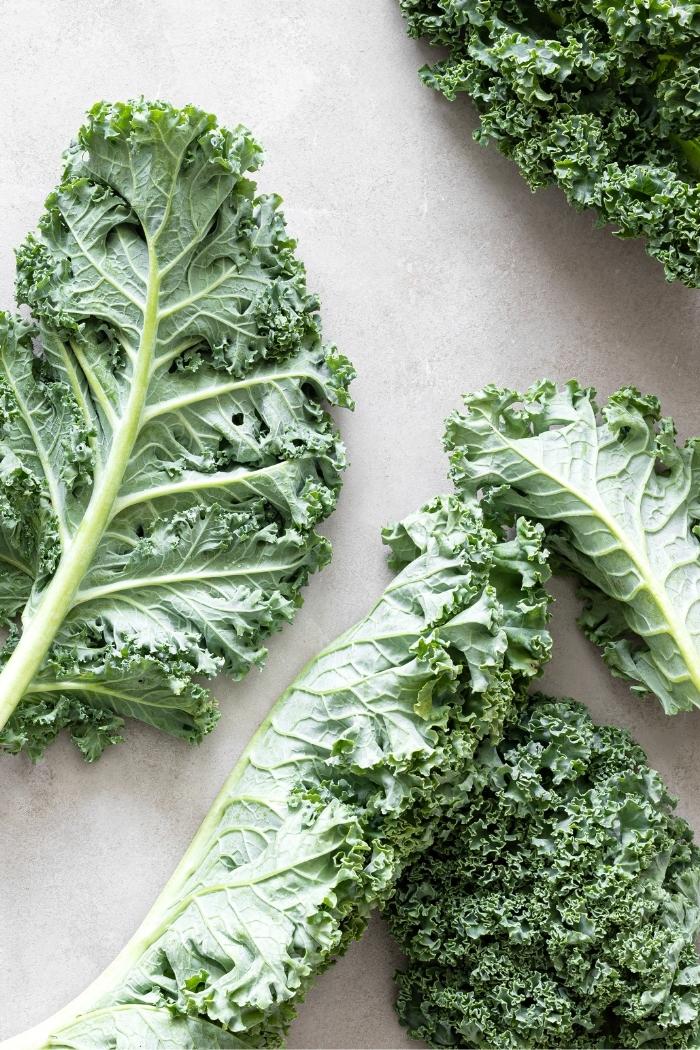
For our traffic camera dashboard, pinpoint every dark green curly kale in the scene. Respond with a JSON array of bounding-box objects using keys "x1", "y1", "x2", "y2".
[
  {"x1": 386, "y1": 694, "x2": 700, "y2": 1048},
  {"x1": 399, "y1": 0, "x2": 700, "y2": 286}
]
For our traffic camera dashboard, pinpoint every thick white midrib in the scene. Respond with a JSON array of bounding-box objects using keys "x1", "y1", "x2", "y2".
[
  {"x1": 481, "y1": 418, "x2": 700, "y2": 695},
  {"x1": 0, "y1": 250, "x2": 160, "y2": 731}
]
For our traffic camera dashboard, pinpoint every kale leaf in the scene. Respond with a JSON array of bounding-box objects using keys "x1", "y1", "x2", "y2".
[
  {"x1": 447, "y1": 381, "x2": 700, "y2": 715},
  {"x1": 388, "y1": 693, "x2": 700, "y2": 1048},
  {"x1": 1, "y1": 497, "x2": 551, "y2": 1049},
  {"x1": 0, "y1": 99, "x2": 353, "y2": 760},
  {"x1": 399, "y1": 0, "x2": 700, "y2": 285}
]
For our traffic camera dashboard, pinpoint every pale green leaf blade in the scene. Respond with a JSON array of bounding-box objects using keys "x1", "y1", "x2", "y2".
[
  {"x1": 0, "y1": 100, "x2": 352, "y2": 759},
  {"x1": 47, "y1": 1005, "x2": 248, "y2": 1049},
  {"x1": 447, "y1": 381, "x2": 700, "y2": 713},
  {"x1": 4, "y1": 497, "x2": 551, "y2": 1049}
]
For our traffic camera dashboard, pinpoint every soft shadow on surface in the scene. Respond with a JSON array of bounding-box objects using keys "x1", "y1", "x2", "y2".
[{"x1": 288, "y1": 912, "x2": 424, "y2": 1050}]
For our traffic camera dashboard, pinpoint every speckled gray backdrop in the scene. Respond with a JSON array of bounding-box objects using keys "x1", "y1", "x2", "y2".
[{"x1": 1, "y1": 2, "x2": 700, "y2": 1048}]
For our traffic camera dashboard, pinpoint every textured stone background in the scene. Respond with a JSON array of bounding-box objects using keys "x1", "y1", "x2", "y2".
[{"x1": 1, "y1": 2, "x2": 700, "y2": 1047}]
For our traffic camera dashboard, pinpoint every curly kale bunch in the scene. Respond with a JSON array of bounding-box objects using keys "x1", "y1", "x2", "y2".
[
  {"x1": 399, "y1": 0, "x2": 700, "y2": 285},
  {"x1": 386, "y1": 694, "x2": 700, "y2": 1048}
]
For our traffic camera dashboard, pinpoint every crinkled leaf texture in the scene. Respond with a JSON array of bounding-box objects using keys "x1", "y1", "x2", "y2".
[
  {"x1": 0, "y1": 99, "x2": 353, "y2": 760},
  {"x1": 447, "y1": 381, "x2": 700, "y2": 715},
  {"x1": 399, "y1": 0, "x2": 700, "y2": 286},
  {"x1": 388, "y1": 694, "x2": 700, "y2": 1049},
  {"x1": 2, "y1": 496, "x2": 551, "y2": 1050}
]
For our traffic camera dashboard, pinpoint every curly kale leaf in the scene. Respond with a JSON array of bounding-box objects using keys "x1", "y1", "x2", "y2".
[
  {"x1": 387, "y1": 693, "x2": 700, "y2": 1049},
  {"x1": 2, "y1": 497, "x2": 551, "y2": 1049},
  {"x1": 0, "y1": 100, "x2": 353, "y2": 760},
  {"x1": 399, "y1": 0, "x2": 700, "y2": 286},
  {"x1": 447, "y1": 380, "x2": 700, "y2": 715}
]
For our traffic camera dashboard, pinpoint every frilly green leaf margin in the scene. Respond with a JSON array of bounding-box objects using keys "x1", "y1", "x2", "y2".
[
  {"x1": 1, "y1": 495, "x2": 551, "y2": 1050},
  {"x1": 399, "y1": 0, "x2": 700, "y2": 286},
  {"x1": 0, "y1": 99, "x2": 354, "y2": 759},
  {"x1": 387, "y1": 693, "x2": 700, "y2": 1048},
  {"x1": 447, "y1": 380, "x2": 700, "y2": 715}
]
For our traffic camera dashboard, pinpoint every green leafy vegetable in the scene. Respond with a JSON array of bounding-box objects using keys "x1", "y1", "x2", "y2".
[
  {"x1": 447, "y1": 381, "x2": 700, "y2": 715},
  {"x1": 399, "y1": 0, "x2": 700, "y2": 285},
  {"x1": 0, "y1": 99, "x2": 353, "y2": 760},
  {"x1": 1, "y1": 496, "x2": 551, "y2": 1050},
  {"x1": 387, "y1": 694, "x2": 700, "y2": 1049}
]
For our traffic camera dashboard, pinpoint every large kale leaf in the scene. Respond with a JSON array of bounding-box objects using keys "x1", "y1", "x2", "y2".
[
  {"x1": 447, "y1": 381, "x2": 700, "y2": 715},
  {"x1": 399, "y1": 0, "x2": 700, "y2": 286},
  {"x1": 0, "y1": 100, "x2": 353, "y2": 760},
  {"x1": 1, "y1": 497, "x2": 551, "y2": 1049},
  {"x1": 388, "y1": 694, "x2": 700, "y2": 1048}
]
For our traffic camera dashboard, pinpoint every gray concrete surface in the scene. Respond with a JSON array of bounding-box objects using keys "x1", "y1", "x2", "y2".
[{"x1": 2, "y1": 1, "x2": 700, "y2": 1047}]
